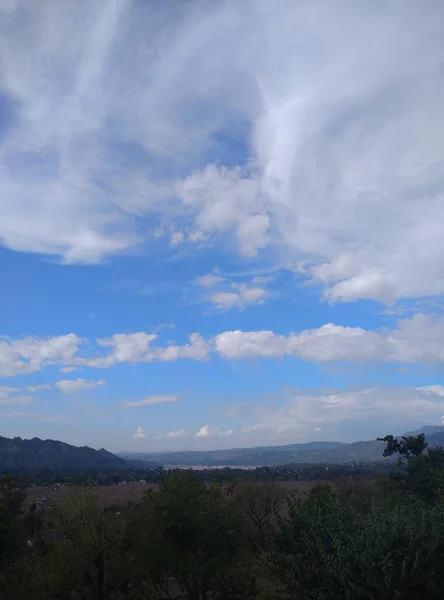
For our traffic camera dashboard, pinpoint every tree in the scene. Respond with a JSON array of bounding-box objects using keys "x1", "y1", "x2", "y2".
[
  {"x1": 230, "y1": 479, "x2": 284, "y2": 550},
  {"x1": 129, "y1": 471, "x2": 257, "y2": 599},
  {"x1": 46, "y1": 488, "x2": 128, "y2": 600},
  {"x1": 378, "y1": 434, "x2": 428, "y2": 460},
  {"x1": 266, "y1": 481, "x2": 444, "y2": 599},
  {"x1": 378, "y1": 433, "x2": 444, "y2": 502},
  {"x1": 0, "y1": 475, "x2": 27, "y2": 515}
]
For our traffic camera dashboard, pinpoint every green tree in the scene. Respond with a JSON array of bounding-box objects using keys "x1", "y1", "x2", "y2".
[
  {"x1": 45, "y1": 488, "x2": 128, "y2": 599},
  {"x1": 378, "y1": 433, "x2": 428, "y2": 460},
  {"x1": 129, "y1": 471, "x2": 257, "y2": 600},
  {"x1": 0, "y1": 501, "x2": 22, "y2": 572},
  {"x1": 266, "y1": 482, "x2": 444, "y2": 599},
  {"x1": 0, "y1": 475, "x2": 27, "y2": 515},
  {"x1": 379, "y1": 433, "x2": 444, "y2": 502},
  {"x1": 230, "y1": 479, "x2": 284, "y2": 551}
]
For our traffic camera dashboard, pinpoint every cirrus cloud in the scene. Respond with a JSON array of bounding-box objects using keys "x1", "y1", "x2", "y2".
[
  {"x1": 0, "y1": 1, "x2": 442, "y2": 306},
  {"x1": 122, "y1": 395, "x2": 179, "y2": 408}
]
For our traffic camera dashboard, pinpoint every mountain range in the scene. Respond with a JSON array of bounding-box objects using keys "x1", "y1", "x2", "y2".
[
  {"x1": 2, "y1": 426, "x2": 444, "y2": 471},
  {"x1": 120, "y1": 427, "x2": 444, "y2": 468},
  {"x1": 0, "y1": 435, "x2": 129, "y2": 471}
]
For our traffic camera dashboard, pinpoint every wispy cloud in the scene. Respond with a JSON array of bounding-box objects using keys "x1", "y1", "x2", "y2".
[
  {"x1": 1, "y1": 411, "x2": 76, "y2": 424},
  {"x1": 26, "y1": 379, "x2": 105, "y2": 394},
  {"x1": 0, "y1": 1, "x2": 442, "y2": 305},
  {"x1": 195, "y1": 274, "x2": 225, "y2": 288},
  {"x1": 222, "y1": 385, "x2": 444, "y2": 442},
  {"x1": 54, "y1": 378, "x2": 106, "y2": 394},
  {"x1": 122, "y1": 395, "x2": 179, "y2": 408},
  {"x1": 0, "y1": 396, "x2": 33, "y2": 405}
]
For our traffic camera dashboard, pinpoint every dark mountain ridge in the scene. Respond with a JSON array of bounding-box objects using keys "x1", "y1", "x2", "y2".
[{"x1": 0, "y1": 435, "x2": 128, "y2": 471}]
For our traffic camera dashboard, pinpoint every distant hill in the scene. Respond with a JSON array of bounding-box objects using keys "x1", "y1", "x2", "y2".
[
  {"x1": 0, "y1": 435, "x2": 130, "y2": 471},
  {"x1": 119, "y1": 439, "x2": 388, "y2": 467},
  {"x1": 4, "y1": 425, "x2": 444, "y2": 472},
  {"x1": 427, "y1": 431, "x2": 444, "y2": 447},
  {"x1": 404, "y1": 425, "x2": 444, "y2": 437},
  {"x1": 120, "y1": 428, "x2": 444, "y2": 468}
]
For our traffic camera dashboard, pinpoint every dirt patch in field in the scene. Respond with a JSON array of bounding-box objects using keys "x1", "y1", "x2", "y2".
[
  {"x1": 24, "y1": 483, "x2": 159, "y2": 509},
  {"x1": 24, "y1": 478, "x2": 363, "y2": 510}
]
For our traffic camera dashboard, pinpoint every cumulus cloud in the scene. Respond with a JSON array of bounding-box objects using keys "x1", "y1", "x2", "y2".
[
  {"x1": 199, "y1": 275, "x2": 270, "y2": 312},
  {"x1": 0, "y1": 333, "x2": 82, "y2": 377},
  {"x1": 132, "y1": 426, "x2": 146, "y2": 440},
  {"x1": 195, "y1": 425, "x2": 233, "y2": 438},
  {"x1": 122, "y1": 395, "x2": 179, "y2": 408},
  {"x1": 81, "y1": 332, "x2": 209, "y2": 368},
  {"x1": 3, "y1": 313, "x2": 444, "y2": 378},
  {"x1": 156, "y1": 429, "x2": 187, "y2": 440},
  {"x1": 211, "y1": 283, "x2": 266, "y2": 311},
  {"x1": 0, "y1": 1, "x2": 443, "y2": 305}
]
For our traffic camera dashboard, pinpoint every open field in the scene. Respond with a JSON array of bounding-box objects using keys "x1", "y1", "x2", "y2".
[{"x1": 25, "y1": 480, "x2": 320, "y2": 509}]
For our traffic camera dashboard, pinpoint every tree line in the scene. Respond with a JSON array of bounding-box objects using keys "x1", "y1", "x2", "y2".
[{"x1": 1, "y1": 433, "x2": 444, "y2": 599}]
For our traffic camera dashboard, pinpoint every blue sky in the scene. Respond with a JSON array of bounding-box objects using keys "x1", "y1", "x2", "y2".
[{"x1": 1, "y1": 0, "x2": 444, "y2": 451}]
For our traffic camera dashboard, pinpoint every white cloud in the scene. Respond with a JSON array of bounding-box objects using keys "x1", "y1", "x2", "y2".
[
  {"x1": 83, "y1": 332, "x2": 209, "y2": 367},
  {"x1": 252, "y1": 274, "x2": 276, "y2": 285},
  {"x1": 26, "y1": 384, "x2": 53, "y2": 392},
  {"x1": 151, "y1": 333, "x2": 209, "y2": 362},
  {"x1": 3, "y1": 313, "x2": 444, "y2": 380},
  {"x1": 416, "y1": 385, "x2": 444, "y2": 397},
  {"x1": 0, "y1": 1, "x2": 442, "y2": 306},
  {"x1": 54, "y1": 378, "x2": 106, "y2": 394},
  {"x1": 1, "y1": 411, "x2": 76, "y2": 424},
  {"x1": 0, "y1": 385, "x2": 33, "y2": 405},
  {"x1": 166, "y1": 429, "x2": 187, "y2": 439},
  {"x1": 226, "y1": 386, "x2": 444, "y2": 443},
  {"x1": 213, "y1": 315, "x2": 440, "y2": 363},
  {"x1": 121, "y1": 395, "x2": 179, "y2": 408},
  {"x1": 195, "y1": 424, "x2": 233, "y2": 438},
  {"x1": 178, "y1": 165, "x2": 268, "y2": 258},
  {"x1": 132, "y1": 426, "x2": 146, "y2": 440},
  {"x1": 195, "y1": 273, "x2": 225, "y2": 288},
  {"x1": 0, "y1": 333, "x2": 82, "y2": 377},
  {"x1": 209, "y1": 282, "x2": 267, "y2": 311},
  {"x1": 0, "y1": 395, "x2": 33, "y2": 405},
  {"x1": 87, "y1": 332, "x2": 158, "y2": 367}
]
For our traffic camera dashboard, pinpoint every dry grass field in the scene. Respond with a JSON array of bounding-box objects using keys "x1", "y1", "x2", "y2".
[{"x1": 24, "y1": 479, "x2": 319, "y2": 510}]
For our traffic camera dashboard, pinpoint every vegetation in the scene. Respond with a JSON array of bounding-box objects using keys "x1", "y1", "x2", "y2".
[{"x1": 1, "y1": 433, "x2": 444, "y2": 598}]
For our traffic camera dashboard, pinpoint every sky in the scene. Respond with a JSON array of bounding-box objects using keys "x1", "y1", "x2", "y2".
[{"x1": 1, "y1": 0, "x2": 444, "y2": 452}]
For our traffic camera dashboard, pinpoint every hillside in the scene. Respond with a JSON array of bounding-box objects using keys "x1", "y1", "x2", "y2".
[
  {"x1": 120, "y1": 439, "x2": 388, "y2": 467},
  {"x1": 121, "y1": 428, "x2": 444, "y2": 467},
  {"x1": 0, "y1": 435, "x2": 129, "y2": 471}
]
